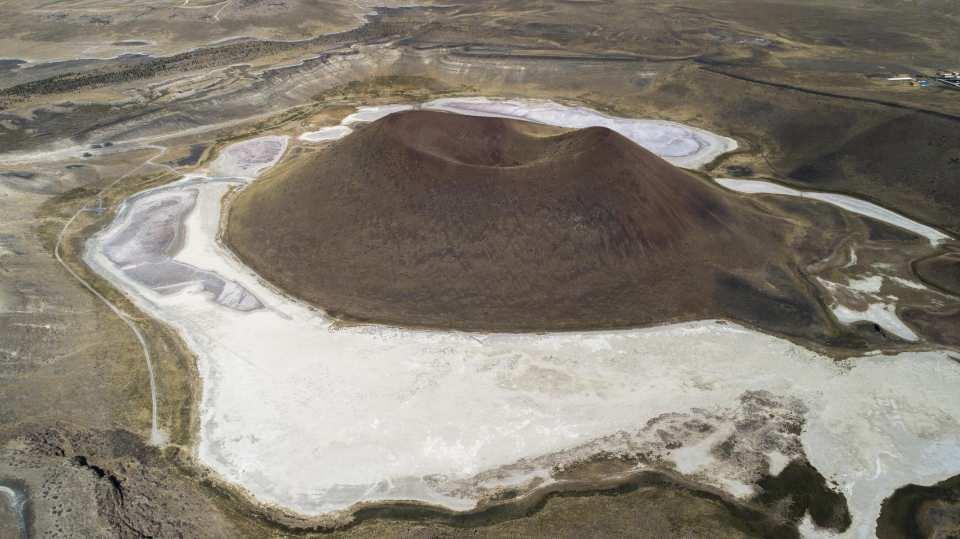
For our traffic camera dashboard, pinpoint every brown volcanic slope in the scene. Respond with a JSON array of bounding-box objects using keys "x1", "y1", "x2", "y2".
[{"x1": 228, "y1": 110, "x2": 840, "y2": 339}]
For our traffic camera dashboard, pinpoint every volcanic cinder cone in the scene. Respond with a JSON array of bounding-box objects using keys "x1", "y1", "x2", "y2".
[{"x1": 227, "y1": 110, "x2": 828, "y2": 333}]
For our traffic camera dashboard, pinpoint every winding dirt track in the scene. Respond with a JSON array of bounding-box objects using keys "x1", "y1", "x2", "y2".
[
  {"x1": 53, "y1": 148, "x2": 170, "y2": 446},
  {"x1": 696, "y1": 64, "x2": 960, "y2": 123}
]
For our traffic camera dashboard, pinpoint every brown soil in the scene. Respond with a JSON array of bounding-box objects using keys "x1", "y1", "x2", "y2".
[
  {"x1": 901, "y1": 308, "x2": 960, "y2": 348},
  {"x1": 227, "y1": 110, "x2": 834, "y2": 337},
  {"x1": 751, "y1": 460, "x2": 851, "y2": 532},
  {"x1": 914, "y1": 251, "x2": 960, "y2": 296},
  {"x1": 878, "y1": 473, "x2": 960, "y2": 539}
]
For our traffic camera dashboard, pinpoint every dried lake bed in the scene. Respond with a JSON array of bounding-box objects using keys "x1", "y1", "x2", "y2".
[
  {"x1": 301, "y1": 98, "x2": 739, "y2": 170},
  {"x1": 83, "y1": 100, "x2": 960, "y2": 537}
]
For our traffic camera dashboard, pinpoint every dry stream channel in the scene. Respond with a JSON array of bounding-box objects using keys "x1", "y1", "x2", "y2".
[{"x1": 82, "y1": 98, "x2": 960, "y2": 538}]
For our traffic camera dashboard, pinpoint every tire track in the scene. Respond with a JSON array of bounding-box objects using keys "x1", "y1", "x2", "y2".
[
  {"x1": 53, "y1": 148, "x2": 171, "y2": 446},
  {"x1": 697, "y1": 63, "x2": 960, "y2": 123}
]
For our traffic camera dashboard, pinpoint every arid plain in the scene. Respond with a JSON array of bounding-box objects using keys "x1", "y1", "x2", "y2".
[{"x1": 1, "y1": 1, "x2": 960, "y2": 537}]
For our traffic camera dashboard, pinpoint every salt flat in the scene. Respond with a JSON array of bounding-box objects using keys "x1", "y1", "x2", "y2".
[
  {"x1": 815, "y1": 276, "x2": 920, "y2": 342},
  {"x1": 82, "y1": 126, "x2": 960, "y2": 538},
  {"x1": 207, "y1": 136, "x2": 288, "y2": 179},
  {"x1": 299, "y1": 126, "x2": 353, "y2": 142},
  {"x1": 717, "y1": 178, "x2": 952, "y2": 246},
  {"x1": 422, "y1": 97, "x2": 738, "y2": 169},
  {"x1": 341, "y1": 104, "x2": 415, "y2": 125},
  {"x1": 298, "y1": 98, "x2": 738, "y2": 169}
]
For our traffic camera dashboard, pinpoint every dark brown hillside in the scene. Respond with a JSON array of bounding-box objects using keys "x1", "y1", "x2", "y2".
[{"x1": 227, "y1": 110, "x2": 834, "y2": 336}]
